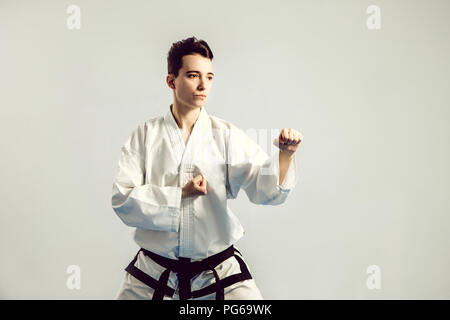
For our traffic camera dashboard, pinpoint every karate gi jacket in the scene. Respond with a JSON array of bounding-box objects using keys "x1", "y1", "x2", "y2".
[{"x1": 111, "y1": 105, "x2": 298, "y2": 260}]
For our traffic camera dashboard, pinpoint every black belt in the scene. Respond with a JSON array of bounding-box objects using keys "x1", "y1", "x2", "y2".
[{"x1": 124, "y1": 245, "x2": 252, "y2": 300}]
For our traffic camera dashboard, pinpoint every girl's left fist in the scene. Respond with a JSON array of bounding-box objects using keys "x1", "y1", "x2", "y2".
[{"x1": 274, "y1": 128, "x2": 303, "y2": 154}]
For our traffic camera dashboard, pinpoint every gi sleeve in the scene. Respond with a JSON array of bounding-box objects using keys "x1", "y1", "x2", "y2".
[
  {"x1": 226, "y1": 124, "x2": 298, "y2": 205},
  {"x1": 111, "y1": 126, "x2": 181, "y2": 232}
]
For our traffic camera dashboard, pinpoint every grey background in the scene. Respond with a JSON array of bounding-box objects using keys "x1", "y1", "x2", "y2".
[{"x1": 1, "y1": 0, "x2": 449, "y2": 299}]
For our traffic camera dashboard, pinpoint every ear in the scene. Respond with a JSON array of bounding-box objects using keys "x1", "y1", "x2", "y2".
[{"x1": 167, "y1": 75, "x2": 176, "y2": 89}]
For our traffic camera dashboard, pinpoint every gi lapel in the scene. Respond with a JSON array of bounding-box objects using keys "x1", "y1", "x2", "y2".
[
  {"x1": 181, "y1": 106, "x2": 212, "y2": 166},
  {"x1": 163, "y1": 104, "x2": 186, "y2": 166},
  {"x1": 163, "y1": 104, "x2": 213, "y2": 167}
]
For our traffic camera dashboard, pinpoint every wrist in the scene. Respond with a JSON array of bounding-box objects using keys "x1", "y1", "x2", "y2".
[{"x1": 279, "y1": 149, "x2": 295, "y2": 160}]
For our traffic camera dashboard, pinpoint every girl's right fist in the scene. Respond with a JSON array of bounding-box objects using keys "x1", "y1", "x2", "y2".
[{"x1": 182, "y1": 175, "x2": 207, "y2": 198}]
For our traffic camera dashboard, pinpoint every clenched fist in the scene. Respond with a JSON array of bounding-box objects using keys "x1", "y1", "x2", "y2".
[
  {"x1": 182, "y1": 174, "x2": 207, "y2": 198},
  {"x1": 274, "y1": 128, "x2": 303, "y2": 156}
]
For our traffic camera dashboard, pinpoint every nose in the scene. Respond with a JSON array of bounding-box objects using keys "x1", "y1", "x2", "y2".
[
  {"x1": 197, "y1": 75, "x2": 209, "y2": 90},
  {"x1": 198, "y1": 79, "x2": 205, "y2": 90}
]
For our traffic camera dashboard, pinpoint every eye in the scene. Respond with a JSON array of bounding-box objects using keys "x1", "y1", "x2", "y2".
[{"x1": 188, "y1": 74, "x2": 198, "y2": 78}]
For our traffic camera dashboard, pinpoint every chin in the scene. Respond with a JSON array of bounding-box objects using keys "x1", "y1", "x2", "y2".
[{"x1": 192, "y1": 101, "x2": 205, "y2": 108}]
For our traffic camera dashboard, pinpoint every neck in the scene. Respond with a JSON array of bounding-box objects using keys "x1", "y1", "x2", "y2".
[{"x1": 171, "y1": 102, "x2": 201, "y2": 133}]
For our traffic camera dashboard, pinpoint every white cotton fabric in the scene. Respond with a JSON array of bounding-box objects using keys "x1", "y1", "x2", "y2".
[
  {"x1": 111, "y1": 104, "x2": 298, "y2": 261},
  {"x1": 114, "y1": 246, "x2": 264, "y2": 300}
]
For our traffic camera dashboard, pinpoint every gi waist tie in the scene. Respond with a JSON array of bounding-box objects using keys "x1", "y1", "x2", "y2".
[{"x1": 124, "y1": 245, "x2": 252, "y2": 300}]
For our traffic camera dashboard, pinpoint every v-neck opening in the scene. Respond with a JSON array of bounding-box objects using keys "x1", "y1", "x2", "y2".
[
  {"x1": 164, "y1": 104, "x2": 206, "y2": 166},
  {"x1": 180, "y1": 128, "x2": 191, "y2": 146}
]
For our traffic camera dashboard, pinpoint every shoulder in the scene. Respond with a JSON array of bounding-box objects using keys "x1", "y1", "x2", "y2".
[
  {"x1": 207, "y1": 114, "x2": 259, "y2": 153},
  {"x1": 123, "y1": 116, "x2": 163, "y2": 152},
  {"x1": 142, "y1": 115, "x2": 164, "y2": 131},
  {"x1": 208, "y1": 114, "x2": 243, "y2": 136},
  {"x1": 130, "y1": 116, "x2": 163, "y2": 136}
]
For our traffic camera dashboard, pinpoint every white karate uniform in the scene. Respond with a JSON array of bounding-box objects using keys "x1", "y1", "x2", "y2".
[{"x1": 112, "y1": 104, "x2": 298, "y2": 299}]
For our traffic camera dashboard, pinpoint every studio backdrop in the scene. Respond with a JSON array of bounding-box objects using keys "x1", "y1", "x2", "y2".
[{"x1": 1, "y1": 0, "x2": 449, "y2": 299}]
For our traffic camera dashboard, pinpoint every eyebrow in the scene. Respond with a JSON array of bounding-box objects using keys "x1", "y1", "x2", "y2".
[{"x1": 186, "y1": 70, "x2": 214, "y2": 76}]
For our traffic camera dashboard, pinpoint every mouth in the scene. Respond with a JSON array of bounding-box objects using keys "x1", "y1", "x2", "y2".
[{"x1": 194, "y1": 95, "x2": 206, "y2": 99}]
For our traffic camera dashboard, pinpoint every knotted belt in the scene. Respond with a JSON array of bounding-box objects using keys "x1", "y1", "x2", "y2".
[{"x1": 124, "y1": 245, "x2": 252, "y2": 300}]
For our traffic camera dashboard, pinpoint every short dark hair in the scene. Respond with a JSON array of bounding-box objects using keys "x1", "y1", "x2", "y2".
[{"x1": 167, "y1": 36, "x2": 214, "y2": 78}]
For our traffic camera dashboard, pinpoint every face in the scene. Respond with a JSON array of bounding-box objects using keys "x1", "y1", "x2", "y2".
[{"x1": 167, "y1": 53, "x2": 214, "y2": 110}]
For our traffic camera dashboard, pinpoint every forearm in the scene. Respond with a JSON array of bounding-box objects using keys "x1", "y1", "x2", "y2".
[
  {"x1": 111, "y1": 182, "x2": 182, "y2": 232},
  {"x1": 278, "y1": 150, "x2": 295, "y2": 185}
]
